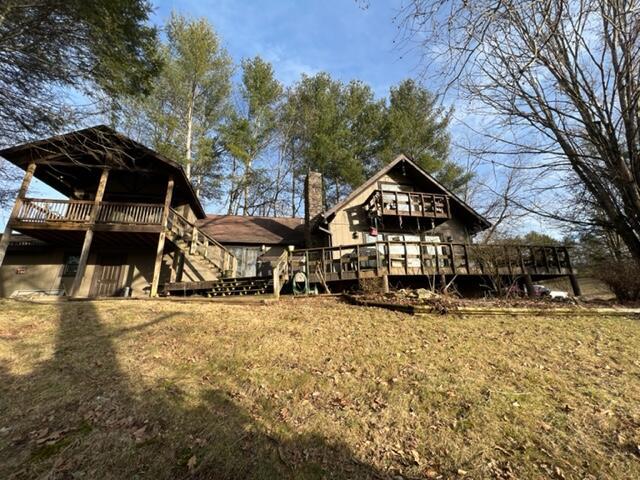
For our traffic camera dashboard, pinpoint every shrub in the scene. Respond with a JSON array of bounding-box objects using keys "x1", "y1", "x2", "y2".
[{"x1": 596, "y1": 259, "x2": 640, "y2": 302}]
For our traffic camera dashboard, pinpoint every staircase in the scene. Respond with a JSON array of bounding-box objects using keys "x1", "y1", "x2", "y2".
[
  {"x1": 164, "y1": 209, "x2": 237, "y2": 282},
  {"x1": 162, "y1": 276, "x2": 273, "y2": 297},
  {"x1": 161, "y1": 248, "x2": 290, "y2": 298}
]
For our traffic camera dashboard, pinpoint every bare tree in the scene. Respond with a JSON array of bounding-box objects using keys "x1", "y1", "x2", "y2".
[{"x1": 398, "y1": 0, "x2": 640, "y2": 263}]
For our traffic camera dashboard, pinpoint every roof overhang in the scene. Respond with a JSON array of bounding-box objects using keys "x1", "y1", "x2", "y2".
[{"x1": 0, "y1": 125, "x2": 206, "y2": 218}]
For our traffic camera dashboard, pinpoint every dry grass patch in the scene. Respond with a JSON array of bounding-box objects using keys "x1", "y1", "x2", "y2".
[{"x1": 0, "y1": 297, "x2": 639, "y2": 479}]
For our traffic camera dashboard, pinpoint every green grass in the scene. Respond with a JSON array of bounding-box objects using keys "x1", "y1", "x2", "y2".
[{"x1": 0, "y1": 297, "x2": 639, "y2": 479}]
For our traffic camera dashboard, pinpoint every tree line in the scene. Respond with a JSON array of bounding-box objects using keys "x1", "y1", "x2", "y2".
[{"x1": 108, "y1": 12, "x2": 469, "y2": 217}]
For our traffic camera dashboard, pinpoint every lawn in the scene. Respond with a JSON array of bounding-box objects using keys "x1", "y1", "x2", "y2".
[{"x1": 1, "y1": 297, "x2": 639, "y2": 479}]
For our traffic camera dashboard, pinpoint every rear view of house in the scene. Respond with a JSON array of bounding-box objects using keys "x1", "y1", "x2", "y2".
[{"x1": 0, "y1": 127, "x2": 581, "y2": 298}]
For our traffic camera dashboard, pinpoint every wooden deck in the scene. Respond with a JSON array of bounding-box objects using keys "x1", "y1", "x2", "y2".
[
  {"x1": 12, "y1": 198, "x2": 164, "y2": 232},
  {"x1": 365, "y1": 189, "x2": 451, "y2": 219},
  {"x1": 292, "y1": 241, "x2": 575, "y2": 282}
]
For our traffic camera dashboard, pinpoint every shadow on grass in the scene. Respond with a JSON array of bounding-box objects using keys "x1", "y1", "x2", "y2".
[{"x1": 0, "y1": 302, "x2": 387, "y2": 479}]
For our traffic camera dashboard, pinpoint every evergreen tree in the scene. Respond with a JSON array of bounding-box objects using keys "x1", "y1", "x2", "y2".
[
  {"x1": 283, "y1": 73, "x2": 385, "y2": 205},
  {"x1": 380, "y1": 80, "x2": 471, "y2": 192}
]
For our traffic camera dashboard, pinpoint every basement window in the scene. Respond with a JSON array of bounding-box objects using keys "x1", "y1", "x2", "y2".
[{"x1": 62, "y1": 254, "x2": 80, "y2": 277}]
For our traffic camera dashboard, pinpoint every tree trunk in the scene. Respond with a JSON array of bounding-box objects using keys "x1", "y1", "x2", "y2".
[
  {"x1": 242, "y1": 160, "x2": 251, "y2": 216},
  {"x1": 185, "y1": 89, "x2": 194, "y2": 181},
  {"x1": 227, "y1": 157, "x2": 237, "y2": 215}
]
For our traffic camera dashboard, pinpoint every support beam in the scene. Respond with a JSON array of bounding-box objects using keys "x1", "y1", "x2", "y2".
[
  {"x1": 70, "y1": 168, "x2": 110, "y2": 297},
  {"x1": 439, "y1": 273, "x2": 447, "y2": 293},
  {"x1": 382, "y1": 274, "x2": 389, "y2": 294},
  {"x1": 0, "y1": 163, "x2": 36, "y2": 268},
  {"x1": 569, "y1": 275, "x2": 582, "y2": 297},
  {"x1": 150, "y1": 176, "x2": 175, "y2": 297},
  {"x1": 169, "y1": 251, "x2": 180, "y2": 283}
]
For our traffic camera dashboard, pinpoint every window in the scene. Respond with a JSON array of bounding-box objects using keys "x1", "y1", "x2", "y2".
[{"x1": 62, "y1": 254, "x2": 80, "y2": 277}]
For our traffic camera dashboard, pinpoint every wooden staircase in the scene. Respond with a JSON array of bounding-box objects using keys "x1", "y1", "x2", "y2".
[
  {"x1": 161, "y1": 276, "x2": 273, "y2": 297},
  {"x1": 161, "y1": 250, "x2": 290, "y2": 298},
  {"x1": 165, "y1": 209, "x2": 237, "y2": 280}
]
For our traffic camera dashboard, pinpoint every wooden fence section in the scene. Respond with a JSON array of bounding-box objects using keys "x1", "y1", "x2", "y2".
[
  {"x1": 291, "y1": 242, "x2": 574, "y2": 281},
  {"x1": 366, "y1": 190, "x2": 451, "y2": 219},
  {"x1": 16, "y1": 198, "x2": 164, "y2": 226}
]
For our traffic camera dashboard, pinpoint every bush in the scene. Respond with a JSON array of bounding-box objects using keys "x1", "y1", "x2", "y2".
[{"x1": 597, "y1": 260, "x2": 640, "y2": 302}]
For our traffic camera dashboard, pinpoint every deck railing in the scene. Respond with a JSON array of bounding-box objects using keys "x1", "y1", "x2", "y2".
[
  {"x1": 291, "y1": 241, "x2": 573, "y2": 281},
  {"x1": 366, "y1": 190, "x2": 451, "y2": 219},
  {"x1": 16, "y1": 198, "x2": 164, "y2": 225}
]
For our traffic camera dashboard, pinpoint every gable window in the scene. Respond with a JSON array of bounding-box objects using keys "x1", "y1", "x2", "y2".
[{"x1": 62, "y1": 254, "x2": 80, "y2": 277}]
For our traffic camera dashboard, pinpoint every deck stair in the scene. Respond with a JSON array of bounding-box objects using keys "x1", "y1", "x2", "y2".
[
  {"x1": 161, "y1": 276, "x2": 273, "y2": 297},
  {"x1": 165, "y1": 209, "x2": 237, "y2": 280}
]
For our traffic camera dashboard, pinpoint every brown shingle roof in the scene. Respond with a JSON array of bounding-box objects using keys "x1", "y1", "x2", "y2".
[{"x1": 198, "y1": 215, "x2": 305, "y2": 246}]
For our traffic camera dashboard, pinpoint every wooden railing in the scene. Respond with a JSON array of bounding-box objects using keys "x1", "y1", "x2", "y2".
[
  {"x1": 365, "y1": 190, "x2": 451, "y2": 219},
  {"x1": 167, "y1": 208, "x2": 237, "y2": 277},
  {"x1": 15, "y1": 198, "x2": 164, "y2": 225},
  {"x1": 13, "y1": 198, "x2": 237, "y2": 279},
  {"x1": 97, "y1": 202, "x2": 163, "y2": 224},
  {"x1": 271, "y1": 250, "x2": 290, "y2": 299},
  {"x1": 291, "y1": 242, "x2": 574, "y2": 282}
]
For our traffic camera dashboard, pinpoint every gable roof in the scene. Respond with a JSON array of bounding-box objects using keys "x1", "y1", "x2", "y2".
[
  {"x1": 323, "y1": 154, "x2": 491, "y2": 233},
  {"x1": 198, "y1": 215, "x2": 305, "y2": 246},
  {"x1": 0, "y1": 125, "x2": 206, "y2": 218}
]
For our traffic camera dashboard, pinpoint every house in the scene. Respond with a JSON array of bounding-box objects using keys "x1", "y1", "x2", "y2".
[{"x1": 0, "y1": 126, "x2": 581, "y2": 298}]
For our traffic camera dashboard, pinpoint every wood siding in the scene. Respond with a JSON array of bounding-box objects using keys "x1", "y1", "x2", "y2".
[{"x1": 327, "y1": 172, "x2": 468, "y2": 247}]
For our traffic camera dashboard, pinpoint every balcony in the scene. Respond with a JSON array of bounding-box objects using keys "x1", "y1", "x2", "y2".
[
  {"x1": 13, "y1": 198, "x2": 165, "y2": 231},
  {"x1": 365, "y1": 189, "x2": 451, "y2": 219}
]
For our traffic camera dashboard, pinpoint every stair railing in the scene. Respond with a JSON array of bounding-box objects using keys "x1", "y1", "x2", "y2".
[
  {"x1": 167, "y1": 208, "x2": 237, "y2": 277},
  {"x1": 271, "y1": 249, "x2": 290, "y2": 299}
]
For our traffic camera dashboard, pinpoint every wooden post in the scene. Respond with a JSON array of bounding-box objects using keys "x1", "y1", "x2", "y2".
[
  {"x1": 169, "y1": 251, "x2": 180, "y2": 283},
  {"x1": 551, "y1": 246, "x2": 562, "y2": 273},
  {"x1": 272, "y1": 265, "x2": 280, "y2": 300},
  {"x1": 0, "y1": 162, "x2": 36, "y2": 268},
  {"x1": 403, "y1": 242, "x2": 408, "y2": 274},
  {"x1": 439, "y1": 273, "x2": 447, "y2": 292},
  {"x1": 450, "y1": 243, "x2": 457, "y2": 274},
  {"x1": 150, "y1": 176, "x2": 175, "y2": 297},
  {"x1": 463, "y1": 244, "x2": 470, "y2": 274},
  {"x1": 175, "y1": 251, "x2": 185, "y2": 282},
  {"x1": 382, "y1": 274, "x2": 389, "y2": 294},
  {"x1": 569, "y1": 275, "x2": 582, "y2": 297},
  {"x1": 70, "y1": 168, "x2": 109, "y2": 297},
  {"x1": 190, "y1": 227, "x2": 198, "y2": 255}
]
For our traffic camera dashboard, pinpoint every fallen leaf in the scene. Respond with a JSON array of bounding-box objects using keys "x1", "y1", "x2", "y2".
[{"x1": 187, "y1": 454, "x2": 197, "y2": 471}]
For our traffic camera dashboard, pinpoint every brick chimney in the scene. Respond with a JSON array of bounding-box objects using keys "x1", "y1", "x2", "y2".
[{"x1": 304, "y1": 171, "x2": 324, "y2": 247}]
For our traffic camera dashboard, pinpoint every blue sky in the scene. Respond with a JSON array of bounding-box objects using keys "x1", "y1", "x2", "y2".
[{"x1": 150, "y1": 0, "x2": 420, "y2": 97}]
